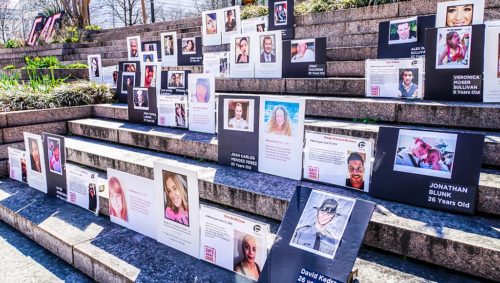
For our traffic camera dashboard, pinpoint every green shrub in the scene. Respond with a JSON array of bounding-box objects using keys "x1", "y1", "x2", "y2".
[
  {"x1": 241, "y1": 5, "x2": 269, "y2": 20},
  {"x1": 4, "y1": 38, "x2": 24, "y2": 49},
  {"x1": 84, "y1": 25, "x2": 102, "y2": 31},
  {"x1": 296, "y1": 0, "x2": 404, "y2": 15},
  {"x1": 25, "y1": 56, "x2": 63, "y2": 69},
  {"x1": 65, "y1": 63, "x2": 88, "y2": 69},
  {"x1": 3, "y1": 65, "x2": 16, "y2": 70}
]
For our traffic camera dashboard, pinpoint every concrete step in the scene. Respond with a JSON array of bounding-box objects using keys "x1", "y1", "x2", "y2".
[
  {"x1": 60, "y1": 135, "x2": 500, "y2": 281},
  {"x1": 0, "y1": 179, "x2": 484, "y2": 282},
  {"x1": 327, "y1": 46, "x2": 377, "y2": 61},
  {"x1": 89, "y1": 26, "x2": 201, "y2": 42},
  {"x1": 67, "y1": 117, "x2": 500, "y2": 216}
]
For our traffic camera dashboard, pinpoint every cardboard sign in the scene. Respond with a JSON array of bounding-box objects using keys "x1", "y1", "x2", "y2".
[
  {"x1": 127, "y1": 87, "x2": 158, "y2": 125},
  {"x1": 43, "y1": 133, "x2": 67, "y2": 200},
  {"x1": 87, "y1": 54, "x2": 102, "y2": 83},
  {"x1": 283, "y1": 38, "x2": 327, "y2": 78},
  {"x1": 202, "y1": 9, "x2": 222, "y2": 46},
  {"x1": 188, "y1": 74, "x2": 216, "y2": 134},
  {"x1": 141, "y1": 40, "x2": 162, "y2": 60},
  {"x1": 267, "y1": 0, "x2": 294, "y2": 39},
  {"x1": 160, "y1": 70, "x2": 190, "y2": 95},
  {"x1": 157, "y1": 95, "x2": 188, "y2": 128},
  {"x1": 160, "y1": 32, "x2": 178, "y2": 67},
  {"x1": 204, "y1": 52, "x2": 230, "y2": 78},
  {"x1": 259, "y1": 186, "x2": 375, "y2": 283},
  {"x1": 117, "y1": 71, "x2": 141, "y2": 103},
  {"x1": 370, "y1": 127, "x2": 484, "y2": 214},
  {"x1": 254, "y1": 31, "x2": 282, "y2": 78},
  {"x1": 178, "y1": 37, "x2": 203, "y2": 66},
  {"x1": 8, "y1": 147, "x2": 27, "y2": 183},
  {"x1": 483, "y1": 21, "x2": 500, "y2": 102},
  {"x1": 435, "y1": 0, "x2": 484, "y2": 28},
  {"x1": 221, "y1": 6, "x2": 242, "y2": 44},
  {"x1": 127, "y1": 36, "x2": 142, "y2": 61},
  {"x1": 66, "y1": 164, "x2": 100, "y2": 214},
  {"x1": 24, "y1": 133, "x2": 47, "y2": 193}
]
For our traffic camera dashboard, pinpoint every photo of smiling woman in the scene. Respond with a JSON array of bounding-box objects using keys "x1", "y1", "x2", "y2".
[
  {"x1": 446, "y1": 4, "x2": 473, "y2": 27},
  {"x1": 108, "y1": 177, "x2": 128, "y2": 222},
  {"x1": 236, "y1": 37, "x2": 250, "y2": 64},
  {"x1": 163, "y1": 171, "x2": 189, "y2": 226},
  {"x1": 234, "y1": 233, "x2": 261, "y2": 281},
  {"x1": 28, "y1": 138, "x2": 42, "y2": 173},
  {"x1": 267, "y1": 105, "x2": 292, "y2": 136}
]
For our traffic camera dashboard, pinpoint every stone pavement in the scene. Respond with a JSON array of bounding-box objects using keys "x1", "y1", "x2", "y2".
[{"x1": 0, "y1": 220, "x2": 91, "y2": 283}]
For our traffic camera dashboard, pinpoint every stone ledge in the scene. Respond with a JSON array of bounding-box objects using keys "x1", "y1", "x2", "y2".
[
  {"x1": 327, "y1": 46, "x2": 377, "y2": 61},
  {"x1": 66, "y1": 118, "x2": 500, "y2": 216},
  {"x1": 62, "y1": 136, "x2": 500, "y2": 281},
  {"x1": 1, "y1": 121, "x2": 67, "y2": 144},
  {"x1": 2, "y1": 105, "x2": 92, "y2": 128},
  {"x1": 327, "y1": 61, "x2": 365, "y2": 77},
  {"x1": 216, "y1": 78, "x2": 286, "y2": 94}
]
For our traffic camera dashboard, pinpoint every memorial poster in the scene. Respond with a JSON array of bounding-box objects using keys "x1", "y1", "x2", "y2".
[
  {"x1": 230, "y1": 33, "x2": 255, "y2": 78},
  {"x1": 141, "y1": 40, "x2": 162, "y2": 60},
  {"x1": 42, "y1": 133, "x2": 67, "y2": 200},
  {"x1": 118, "y1": 61, "x2": 140, "y2": 72},
  {"x1": 66, "y1": 163, "x2": 99, "y2": 214},
  {"x1": 178, "y1": 37, "x2": 203, "y2": 66},
  {"x1": 117, "y1": 71, "x2": 141, "y2": 103},
  {"x1": 370, "y1": 127, "x2": 484, "y2": 214},
  {"x1": 141, "y1": 62, "x2": 161, "y2": 91},
  {"x1": 126, "y1": 35, "x2": 142, "y2": 61},
  {"x1": 435, "y1": 26, "x2": 472, "y2": 69},
  {"x1": 161, "y1": 70, "x2": 190, "y2": 95},
  {"x1": 283, "y1": 38, "x2": 327, "y2": 78},
  {"x1": 241, "y1": 16, "x2": 268, "y2": 34},
  {"x1": 141, "y1": 51, "x2": 157, "y2": 63},
  {"x1": 221, "y1": 6, "x2": 241, "y2": 44},
  {"x1": 127, "y1": 87, "x2": 158, "y2": 125},
  {"x1": 160, "y1": 32, "x2": 178, "y2": 67},
  {"x1": 303, "y1": 131, "x2": 374, "y2": 192},
  {"x1": 24, "y1": 132, "x2": 47, "y2": 193},
  {"x1": 218, "y1": 94, "x2": 260, "y2": 171},
  {"x1": 203, "y1": 52, "x2": 230, "y2": 78},
  {"x1": 388, "y1": 17, "x2": 418, "y2": 45},
  {"x1": 102, "y1": 65, "x2": 118, "y2": 87},
  {"x1": 158, "y1": 95, "x2": 188, "y2": 128},
  {"x1": 259, "y1": 186, "x2": 375, "y2": 283},
  {"x1": 188, "y1": 74, "x2": 216, "y2": 134},
  {"x1": 8, "y1": 147, "x2": 27, "y2": 183},
  {"x1": 107, "y1": 168, "x2": 156, "y2": 238},
  {"x1": 154, "y1": 160, "x2": 209, "y2": 258},
  {"x1": 267, "y1": 0, "x2": 294, "y2": 39},
  {"x1": 258, "y1": 97, "x2": 305, "y2": 180},
  {"x1": 365, "y1": 58, "x2": 424, "y2": 99},
  {"x1": 87, "y1": 54, "x2": 102, "y2": 83},
  {"x1": 200, "y1": 204, "x2": 269, "y2": 281},
  {"x1": 254, "y1": 31, "x2": 282, "y2": 78},
  {"x1": 483, "y1": 21, "x2": 500, "y2": 102},
  {"x1": 202, "y1": 10, "x2": 222, "y2": 46},
  {"x1": 435, "y1": 0, "x2": 484, "y2": 28}
]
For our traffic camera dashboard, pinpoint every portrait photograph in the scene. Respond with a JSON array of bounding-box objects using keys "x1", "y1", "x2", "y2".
[
  {"x1": 206, "y1": 12, "x2": 218, "y2": 34},
  {"x1": 436, "y1": 0, "x2": 484, "y2": 28},
  {"x1": 47, "y1": 137, "x2": 62, "y2": 175},
  {"x1": 398, "y1": 68, "x2": 420, "y2": 98},
  {"x1": 182, "y1": 37, "x2": 196, "y2": 54},
  {"x1": 28, "y1": 137, "x2": 42, "y2": 173},
  {"x1": 436, "y1": 26, "x2": 472, "y2": 69},
  {"x1": 289, "y1": 190, "x2": 355, "y2": 260},
  {"x1": 141, "y1": 51, "x2": 156, "y2": 63},
  {"x1": 345, "y1": 151, "x2": 366, "y2": 191},
  {"x1": 274, "y1": 1, "x2": 287, "y2": 26},
  {"x1": 389, "y1": 17, "x2": 418, "y2": 45},
  {"x1": 108, "y1": 176, "x2": 128, "y2": 222},
  {"x1": 224, "y1": 9, "x2": 237, "y2": 32},
  {"x1": 162, "y1": 170, "x2": 190, "y2": 227},
  {"x1": 233, "y1": 230, "x2": 264, "y2": 281},
  {"x1": 121, "y1": 73, "x2": 135, "y2": 94},
  {"x1": 220, "y1": 57, "x2": 229, "y2": 76},
  {"x1": 223, "y1": 99, "x2": 254, "y2": 132},
  {"x1": 174, "y1": 103, "x2": 186, "y2": 128},
  {"x1": 133, "y1": 87, "x2": 149, "y2": 110},
  {"x1": 256, "y1": 23, "x2": 266, "y2": 32},
  {"x1": 393, "y1": 129, "x2": 457, "y2": 179},
  {"x1": 290, "y1": 39, "x2": 315, "y2": 63},
  {"x1": 191, "y1": 77, "x2": 211, "y2": 103},
  {"x1": 264, "y1": 100, "x2": 299, "y2": 137},
  {"x1": 259, "y1": 34, "x2": 276, "y2": 63},
  {"x1": 143, "y1": 65, "x2": 157, "y2": 88},
  {"x1": 88, "y1": 56, "x2": 100, "y2": 78},
  {"x1": 127, "y1": 36, "x2": 141, "y2": 60},
  {"x1": 167, "y1": 71, "x2": 185, "y2": 89},
  {"x1": 235, "y1": 37, "x2": 250, "y2": 64},
  {"x1": 144, "y1": 43, "x2": 157, "y2": 51},
  {"x1": 122, "y1": 62, "x2": 138, "y2": 72},
  {"x1": 162, "y1": 33, "x2": 176, "y2": 56}
]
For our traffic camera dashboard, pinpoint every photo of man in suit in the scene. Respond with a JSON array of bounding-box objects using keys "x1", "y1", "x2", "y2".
[{"x1": 260, "y1": 35, "x2": 276, "y2": 63}]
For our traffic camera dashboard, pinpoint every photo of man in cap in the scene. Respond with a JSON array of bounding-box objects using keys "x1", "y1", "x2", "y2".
[
  {"x1": 290, "y1": 191, "x2": 355, "y2": 259},
  {"x1": 225, "y1": 9, "x2": 237, "y2": 32}
]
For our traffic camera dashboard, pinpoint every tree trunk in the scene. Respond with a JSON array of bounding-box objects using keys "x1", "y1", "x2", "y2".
[{"x1": 141, "y1": 0, "x2": 147, "y2": 24}]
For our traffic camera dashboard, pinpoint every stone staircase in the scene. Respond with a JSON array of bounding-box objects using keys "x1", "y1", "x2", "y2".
[{"x1": 0, "y1": 0, "x2": 499, "y2": 282}]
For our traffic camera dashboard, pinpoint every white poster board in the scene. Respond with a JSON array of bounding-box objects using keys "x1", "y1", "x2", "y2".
[
  {"x1": 24, "y1": 132, "x2": 47, "y2": 193},
  {"x1": 241, "y1": 16, "x2": 268, "y2": 34},
  {"x1": 107, "y1": 168, "x2": 156, "y2": 238},
  {"x1": 365, "y1": 58, "x2": 424, "y2": 98},
  {"x1": 230, "y1": 33, "x2": 256, "y2": 78},
  {"x1": 87, "y1": 54, "x2": 102, "y2": 83},
  {"x1": 484, "y1": 21, "x2": 500, "y2": 103},
  {"x1": 221, "y1": 6, "x2": 241, "y2": 44},
  {"x1": 202, "y1": 9, "x2": 222, "y2": 46},
  {"x1": 254, "y1": 30, "x2": 282, "y2": 78},
  {"x1": 141, "y1": 62, "x2": 161, "y2": 92},
  {"x1": 154, "y1": 160, "x2": 207, "y2": 258},
  {"x1": 188, "y1": 73, "x2": 216, "y2": 133},
  {"x1": 102, "y1": 65, "x2": 118, "y2": 87},
  {"x1": 303, "y1": 131, "x2": 374, "y2": 192},
  {"x1": 435, "y1": 0, "x2": 484, "y2": 28},
  {"x1": 126, "y1": 35, "x2": 142, "y2": 61},
  {"x1": 160, "y1": 32, "x2": 178, "y2": 67},
  {"x1": 200, "y1": 204, "x2": 269, "y2": 281},
  {"x1": 157, "y1": 95, "x2": 188, "y2": 128},
  {"x1": 8, "y1": 147, "x2": 27, "y2": 183},
  {"x1": 258, "y1": 97, "x2": 305, "y2": 180},
  {"x1": 66, "y1": 164, "x2": 99, "y2": 214},
  {"x1": 203, "y1": 52, "x2": 230, "y2": 78}
]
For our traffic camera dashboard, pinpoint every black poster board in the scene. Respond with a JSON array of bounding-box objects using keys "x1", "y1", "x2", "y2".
[
  {"x1": 424, "y1": 25, "x2": 485, "y2": 102},
  {"x1": 217, "y1": 94, "x2": 260, "y2": 171},
  {"x1": 118, "y1": 61, "x2": 141, "y2": 72},
  {"x1": 370, "y1": 127, "x2": 484, "y2": 214},
  {"x1": 42, "y1": 133, "x2": 67, "y2": 200},
  {"x1": 259, "y1": 186, "x2": 375, "y2": 283},
  {"x1": 141, "y1": 40, "x2": 162, "y2": 60},
  {"x1": 268, "y1": 0, "x2": 294, "y2": 39},
  {"x1": 377, "y1": 15, "x2": 435, "y2": 59},
  {"x1": 116, "y1": 71, "x2": 141, "y2": 103},
  {"x1": 127, "y1": 87, "x2": 158, "y2": 125},
  {"x1": 283, "y1": 38, "x2": 326, "y2": 78},
  {"x1": 160, "y1": 70, "x2": 191, "y2": 95},
  {"x1": 177, "y1": 37, "x2": 203, "y2": 66}
]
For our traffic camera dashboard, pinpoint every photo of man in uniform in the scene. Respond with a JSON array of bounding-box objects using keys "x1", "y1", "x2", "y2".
[
  {"x1": 345, "y1": 152, "x2": 365, "y2": 190},
  {"x1": 398, "y1": 69, "x2": 419, "y2": 98},
  {"x1": 290, "y1": 192, "x2": 355, "y2": 259},
  {"x1": 260, "y1": 35, "x2": 276, "y2": 63},
  {"x1": 225, "y1": 9, "x2": 237, "y2": 32}
]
